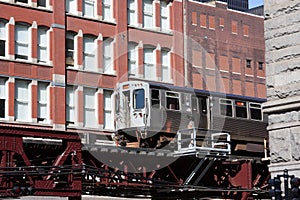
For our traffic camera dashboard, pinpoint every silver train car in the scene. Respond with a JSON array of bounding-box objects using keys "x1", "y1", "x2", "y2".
[{"x1": 113, "y1": 81, "x2": 267, "y2": 156}]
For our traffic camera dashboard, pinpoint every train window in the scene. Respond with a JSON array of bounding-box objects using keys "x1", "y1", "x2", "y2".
[
  {"x1": 151, "y1": 89, "x2": 160, "y2": 107},
  {"x1": 220, "y1": 99, "x2": 233, "y2": 117},
  {"x1": 192, "y1": 96, "x2": 198, "y2": 112},
  {"x1": 235, "y1": 101, "x2": 248, "y2": 118},
  {"x1": 250, "y1": 103, "x2": 262, "y2": 120},
  {"x1": 115, "y1": 92, "x2": 120, "y2": 113},
  {"x1": 133, "y1": 89, "x2": 145, "y2": 109},
  {"x1": 201, "y1": 98, "x2": 207, "y2": 114},
  {"x1": 166, "y1": 92, "x2": 180, "y2": 110}
]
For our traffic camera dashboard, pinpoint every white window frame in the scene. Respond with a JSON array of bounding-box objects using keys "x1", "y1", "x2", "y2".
[
  {"x1": 38, "y1": 27, "x2": 48, "y2": 63},
  {"x1": 249, "y1": 102, "x2": 262, "y2": 121},
  {"x1": 127, "y1": 0, "x2": 136, "y2": 25},
  {"x1": 66, "y1": 0, "x2": 77, "y2": 14},
  {"x1": 103, "y1": 38, "x2": 113, "y2": 74},
  {"x1": 66, "y1": 86, "x2": 76, "y2": 124},
  {"x1": 83, "y1": 0, "x2": 95, "y2": 17},
  {"x1": 83, "y1": 35, "x2": 97, "y2": 71},
  {"x1": 37, "y1": 82, "x2": 49, "y2": 123},
  {"x1": 15, "y1": 79, "x2": 30, "y2": 122},
  {"x1": 161, "y1": 49, "x2": 170, "y2": 82},
  {"x1": 0, "y1": 20, "x2": 7, "y2": 57},
  {"x1": 102, "y1": 0, "x2": 112, "y2": 21},
  {"x1": 144, "y1": 47, "x2": 155, "y2": 80},
  {"x1": 83, "y1": 87, "x2": 97, "y2": 128},
  {"x1": 66, "y1": 32, "x2": 75, "y2": 67},
  {"x1": 15, "y1": 23, "x2": 29, "y2": 60},
  {"x1": 220, "y1": 98, "x2": 233, "y2": 117},
  {"x1": 104, "y1": 90, "x2": 113, "y2": 130},
  {"x1": 160, "y1": 0, "x2": 170, "y2": 31},
  {"x1": 0, "y1": 77, "x2": 8, "y2": 119},
  {"x1": 143, "y1": 0, "x2": 153, "y2": 29},
  {"x1": 128, "y1": 42, "x2": 138, "y2": 76}
]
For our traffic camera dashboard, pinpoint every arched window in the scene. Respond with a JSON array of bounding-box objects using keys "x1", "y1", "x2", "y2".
[
  {"x1": 103, "y1": 37, "x2": 113, "y2": 74},
  {"x1": 128, "y1": 42, "x2": 138, "y2": 76},
  {"x1": 161, "y1": 48, "x2": 171, "y2": 82},
  {"x1": 143, "y1": 46, "x2": 155, "y2": 80},
  {"x1": 38, "y1": 26, "x2": 49, "y2": 63}
]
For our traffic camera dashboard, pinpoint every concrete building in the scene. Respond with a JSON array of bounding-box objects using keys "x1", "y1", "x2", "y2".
[{"x1": 264, "y1": 1, "x2": 300, "y2": 177}]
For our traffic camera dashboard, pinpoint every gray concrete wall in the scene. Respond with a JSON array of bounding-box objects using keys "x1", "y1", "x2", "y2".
[{"x1": 264, "y1": 0, "x2": 300, "y2": 177}]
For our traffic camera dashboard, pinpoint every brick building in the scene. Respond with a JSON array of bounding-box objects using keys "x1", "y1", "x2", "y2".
[
  {"x1": 0, "y1": 0, "x2": 183, "y2": 140},
  {"x1": 187, "y1": 1, "x2": 265, "y2": 98}
]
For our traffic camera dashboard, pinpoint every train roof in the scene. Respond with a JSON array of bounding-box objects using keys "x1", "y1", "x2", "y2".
[{"x1": 149, "y1": 82, "x2": 266, "y2": 103}]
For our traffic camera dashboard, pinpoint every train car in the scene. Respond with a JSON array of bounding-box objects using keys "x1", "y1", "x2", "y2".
[{"x1": 113, "y1": 81, "x2": 268, "y2": 157}]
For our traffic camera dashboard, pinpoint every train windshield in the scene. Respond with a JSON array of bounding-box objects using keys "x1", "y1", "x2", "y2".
[{"x1": 133, "y1": 89, "x2": 145, "y2": 109}]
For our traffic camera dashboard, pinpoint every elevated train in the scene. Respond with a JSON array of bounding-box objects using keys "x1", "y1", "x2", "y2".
[{"x1": 114, "y1": 81, "x2": 268, "y2": 157}]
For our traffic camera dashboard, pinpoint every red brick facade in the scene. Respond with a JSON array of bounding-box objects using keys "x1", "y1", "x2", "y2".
[{"x1": 0, "y1": 0, "x2": 264, "y2": 137}]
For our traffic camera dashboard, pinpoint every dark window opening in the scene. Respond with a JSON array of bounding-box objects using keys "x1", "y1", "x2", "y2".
[
  {"x1": 166, "y1": 92, "x2": 180, "y2": 110},
  {"x1": 115, "y1": 92, "x2": 120, "y2": 113},
  {"x1": 220, "y1": 99, "x2": 232, "y2": 117},
  {"x1": 66, "y1": 37, "x2": 74, "y2": 66},
  {"x1": 235, "y1": 101, "x2": 247, "y2": 118},
  {"x1": 0, "y1": 40, "x2": 5, "y2": 56},
  {"x1": 201, "y1": 98, "x2": 207, "y2": 114},
  {"x1": 250, "y1": 103, "x2": 262, "y2": 120},
  {"x1": 133, "y1": 89, "x2": 145, "y2": 109},
  {"x1": 258, "y1": 62, "x2": 263, "y2": 70},
  {"x1": 246, "y1": 59, "x2": 251, "y2": 68},
  {"x1": 15, "y1": 54, "x2": 28, "y2": 60},
  {"x1": 151, "y1": 89, "x2": 160, "y2": 106},
  {"x1": 38, "y1": 0, "x2": 46, "y2": 7},
  {"x1": 0, "y1": 99, "x2": 5, "y2": 118},
  {"x1": 15, "y1": 0, "x2": 28, "y2": 3}
]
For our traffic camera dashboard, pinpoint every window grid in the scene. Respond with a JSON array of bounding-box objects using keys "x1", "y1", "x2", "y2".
[
  {"x1": 83, "y1": 0, "x2": 95, "y2": 17},
  {"x1": 103, "y1": 38, "x2": 113, "y2": 74},
  {"x1": 83, "y1": 36, "x2": 96, "y2": 71},
  {"x1": 38, "y1": 27, "x2": 48, "y2": 63},
  {"x1": 0, "y1": 78, "x2": 7, "y2": 119},
  {"x1": 143, "y1": 0, "x2": 153, "y2": 28},
  {"x1": 15, "y1": 80, "x2": 30, "y2": 122},
  {"x1": 66, "y1": 86, "x2": 76, "y2": 124},
  {"x1": 161, "y1": 50, "x2": 170, "y2": 82},
  {"x1": 160, "y1": 1, "x2": 169, "y2": 31},
  {"x1": 15, "y1": 24, "x2": 29, "y2": 60},
  {"x1": 128, "y1": 42, "x2": 137, "y2": 75},
  {"x1": 144, "y1": 47, "x2": 155, "y2": 80},
  {"x1": 128, "y1": 0, "x2": 136, "y2": 25},
  {"x1": 84, "y1": 88, "x2": 97, "y2": 128},
  {"x1": 38, "y1": 82, "x2": 49, "y2": 122},
  {"x1": 0, "y1": 20, "x2": 6, "y2": 57},
  {"x1": 103, "y1": 0, "x2": 111, "y2": 21},
  {"x1": 104, "y1": 90, "x2": 113, "y2": 129},
  {"x1": 66, "y1": 0, "x2": 77, "y2": 14},
  {"x1": 66, "y1": 32, "x2": 75, "y2": 67}
]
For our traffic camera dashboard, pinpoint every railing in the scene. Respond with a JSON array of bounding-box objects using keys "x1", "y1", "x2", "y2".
[{"x1": 174, "y1": 128, "x2": 231, "y2": 157}]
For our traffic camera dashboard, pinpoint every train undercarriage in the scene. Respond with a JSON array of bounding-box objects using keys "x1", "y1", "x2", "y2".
[{"x1": 0, "y1": 125, "x2": 270, "y2": 199}]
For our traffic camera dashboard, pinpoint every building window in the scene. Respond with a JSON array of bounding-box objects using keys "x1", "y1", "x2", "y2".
[
  {"x1": 219, "y1": 17, "x2": 224, "y2": 27},
  {"x1": 243, "y1": 25, "x2": 249, "y2": 37},
  {"x1": 151, "y1": 89, "x2": 160, "y2": 107},
  {"x1": 143, "y1": 0, "x2": 153, "y2": 28},
  {"x1": 246, "y1": 59, "x2": 251, "y2": 68},
  {"x1": 15, "y1": 0, "x2": 28, "y2": 3},
  {"x1": 161, "y1": 49, "x2": 170, "y2": 82},
  {"x1": 0, "y1": 78, "x2": 7, "y2": 119},
  {"x1": 104, "y1": 90, "x2": 113, "y2": 129},
  {"x1": 15, "y1": 80, "x2": 30, "y2": 122},
  {"x1": 0, "y1": 20, "x2": 7, "y2": 57},
  {"x1": 66, "y1": 32, "x2": 75, "y2": 67},
  {"x1": 258, "y1": 62, "x2": 264, "y2": 70},
  {"x1": 38, "y1": 82, "x2": 49, "y2": 123},
  {"x1": 220, "y1": 99, "x2": 233, "y2": 117},
  {"x1": 83, "y1": 0, "x2": 95, "y2": 17},
  {"x1": 192, "y1": 12, "x2": 197, "y2": 26},
  {"x1": 83, "y1": 35, "x2": 96, "y2": 71},
  {"x1": 38, "y1": 0, "x2": 46, "y2": 7},
  {"x1": 209, "y1": 16, "x2": 215, "y2": 30},
  {"x1": 161, "y1": 0, "x2": 169, "y2": 31},
  {"x1": 15, "y1": 23, "x2": 29, "y2": 60},
  {"x1": 144, "y1": 47, "x2": 155, "y2": 80},
  {"x1": 128, "y1": 42, "x2": 137, "y2": 76},
  {"x1": 235, "y1": 100, "x2": 247, "y2": 119},
  {"x1": 103, "y1": 38, "x2": 113, "y2": 74},
  {"x1": 232, "y1": 20, "x2": 237, "y2": 34},
  {"x1": 166, "y1": 92, "x2": 180, "y2": 110},
  {"x1": 200, "y1": 14, "x2": 206, "y2": 28},
  {"x1": 128, "y1": 0, "x2": 136, "y2": 25},
  {"x1": 66, "y1": 0, "x2": 77, "y2": 14},
  {"x1": 103, "y1": 0, "x2": 112, "y2": 21},
  {"x1": 250, "y1": 102, "x2": 262, "y2": 120},
  {"x1": 38, "y1": 27, "x2": 48, "y2": 63},
  {"x1": 66, "y1": 86, "x2": 76, "y2": 124},
  {"x1": 84, "y1": 88, "x2": 97, "y2": 128}
]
